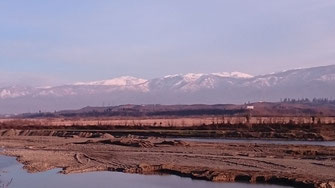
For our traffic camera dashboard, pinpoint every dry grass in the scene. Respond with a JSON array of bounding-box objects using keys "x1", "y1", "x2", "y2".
[{"x1": 1, "y1": 116, "x2": 335, "y2": 129}]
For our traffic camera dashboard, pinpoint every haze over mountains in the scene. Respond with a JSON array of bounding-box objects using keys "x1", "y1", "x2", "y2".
[{"x1": 1, "y1": 65, "x2": 335, "y2": 114}]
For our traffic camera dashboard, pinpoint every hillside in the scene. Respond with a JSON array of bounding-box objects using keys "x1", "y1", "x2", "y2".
[{"x1": 16, "y1": 101, "x2": 335, "y2": 118}]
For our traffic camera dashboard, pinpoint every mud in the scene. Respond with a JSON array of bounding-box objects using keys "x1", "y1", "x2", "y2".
[{"x1": 1, "y1": 135, "x2": 335, "y2": 188}]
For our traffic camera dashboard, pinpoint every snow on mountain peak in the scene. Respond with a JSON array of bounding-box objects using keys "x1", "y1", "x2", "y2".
[
  {"x1": 318, "y1": 74, "x2": 335, "y2": 81},
  {"x1": 164, "y1": 72, "x2": 252, "y2": 81},
  {"x1": 1, "y1": 65, "x2": 334, "y2": 105},
  {"x1": 0, "y1": 86, "x2": 31, "y2": 99},
  {"x1": 0, "y1": 89, "x2": 12, "y2": 99},
  {"x1": 183, "y1": 73, "x2": 204, "y2": 82},
  {"x1": 164, "y1": 74, "x2": 180, "y2": 78},
  {"x1": 74, "y1": 76, "x2": 147, "y2": 86},
  {"x1": 212, "y1": 72, "x2": 253, "y2": 78}
]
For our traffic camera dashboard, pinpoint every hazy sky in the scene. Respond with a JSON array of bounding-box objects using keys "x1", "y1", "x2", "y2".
[{"x1": 1, "y1": 0, "x2": 335, "y2": 86}]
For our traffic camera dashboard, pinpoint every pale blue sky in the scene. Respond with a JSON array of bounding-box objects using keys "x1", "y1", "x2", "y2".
[{"x1": 0, "y1": 0, "x2": 335, "y2": 86}]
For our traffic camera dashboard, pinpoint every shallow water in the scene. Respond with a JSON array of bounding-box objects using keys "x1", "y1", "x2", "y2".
[
  {"x1": 174, "y1": 138, "x2": 335, "y2": 146},
  {"x1": 0, "y1": 155, "x2": 292, "y2": 188}
]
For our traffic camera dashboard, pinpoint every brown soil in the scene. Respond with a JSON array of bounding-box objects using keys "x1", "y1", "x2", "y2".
[
  {"x1": 2, "y1": 116, "x2": 335, "y2": 142},
  {"x1": 0, "y1": 124, "x2": 334, "y2": 141},
  {"x1": 1, "y1": 135, "x2": 335, "y2": 188}
]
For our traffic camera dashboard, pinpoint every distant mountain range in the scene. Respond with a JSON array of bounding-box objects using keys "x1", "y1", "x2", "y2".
[{"x1": 1, "y1": 65, "x2": 335, "y2": 114}]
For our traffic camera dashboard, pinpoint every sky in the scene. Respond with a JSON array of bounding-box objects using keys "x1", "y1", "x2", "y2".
[{"x1": 0, "y1": 0, "x2": 335, "y2": 86}]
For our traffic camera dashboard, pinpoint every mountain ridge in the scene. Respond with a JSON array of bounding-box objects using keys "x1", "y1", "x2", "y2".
[{"x1": 1, "y1": 65, "x2": 335, "y2": 114}]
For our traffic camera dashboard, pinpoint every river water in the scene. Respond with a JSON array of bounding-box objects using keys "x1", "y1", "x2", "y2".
[
  {"x1": 0, "y1": 155, "x2": 292, "y2": 188},
  {"x1": 174, "y1": 138, "x2": 335, "y2": 146}
]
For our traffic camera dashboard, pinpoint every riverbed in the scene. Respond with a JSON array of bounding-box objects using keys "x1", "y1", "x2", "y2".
[
  {"x1": 0, "y1": 155, "x2": 291, "y2": 188},
  {"x1": 1, "y1": 136, "x2": 334, "y2": 187}
]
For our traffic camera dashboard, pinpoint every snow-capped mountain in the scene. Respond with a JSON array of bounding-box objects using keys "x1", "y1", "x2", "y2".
[
  {"x1": 1, "y1": 65, "x2": 334, "y2": 113},
  {"x1": 74, "y1": 76, "x2": 147, "y2": 87},
  {"x1": 0, "y1": 86, "x2": 34, "y2": 99},
  {"x1": 148, "y1": 72, "x2": 252, "y2": 91}
]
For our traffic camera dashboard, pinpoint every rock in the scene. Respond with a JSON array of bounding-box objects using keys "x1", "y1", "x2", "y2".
[
  {"x1": 78, "y1": 132, "x2": 93, "y2": 138},
  {"x1": 100, "y1": 138, "x2": 154, "y2": 148},
  {"x1": 71, "y1": 135, "x2": 80, "y2": 139},
  {"x1": 1, "y1": 129, "x2": 19, "y2": 136},
  {"x1": 100, "y1": 133, "x2": 115, "y2": 139},
  {"x1": 212, "y1": 173, "x2": 235, "y2": 182},
  {"x1": 155, "y1": 140, "x2": 190, "y2": 147},
  {"x1": 126, "y1": 134, "x2": 140, "y2": 139},
  {"x1": 138, "y1": 163, "x2": 162, "y2": 173},
  {"x1": 319, "y1": 182, "x2": 335, "y2": 188}
]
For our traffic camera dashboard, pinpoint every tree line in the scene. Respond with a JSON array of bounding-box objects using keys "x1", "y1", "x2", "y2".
[{"x1": 281, "y1": 98, "x2": 335, "y2": 104}]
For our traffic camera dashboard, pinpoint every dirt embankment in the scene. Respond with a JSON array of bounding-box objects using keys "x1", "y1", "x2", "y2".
[
  {"x1": 0, "y1": 122, "x2": 335, "y2": 141},
  {"x1": 1, "y1": 116, "x2": 335, "y2": 141},
  {"x1": 1, "y1": 136, "x2": 335, "y2": 188}
]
